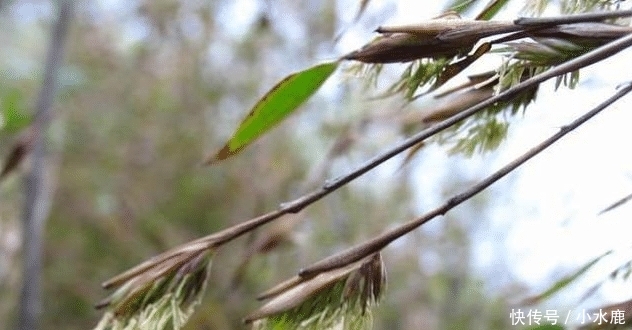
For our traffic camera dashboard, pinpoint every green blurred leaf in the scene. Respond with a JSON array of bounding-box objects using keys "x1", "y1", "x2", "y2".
[
  {"x1": 432, "y1": 42, "x2": 491, "y2": 91},
  {"x1": 475, "y1": 0, "x2": 511, "y2": 20},
  {"x1": 527, "y1": 324, "x2": 566, "y2": 330},
  {"x1": 522, "y1": 250, "x2": 612, "y2": 305},
  {"x1": 205, "y1": 61, "x2": 339, "y2": 164},
  {"x1": 378, "y1": 58, "x2": 451, "y2": 100},
  {"x1": 442, "y1": 115, "x2": 508, "y2": 157},
  {"x1": 1, "y1": 88, "x2": 32, "y2": 133},
  {"x1": 444, "y1": 0, "x2": 479, "y2": 14}
]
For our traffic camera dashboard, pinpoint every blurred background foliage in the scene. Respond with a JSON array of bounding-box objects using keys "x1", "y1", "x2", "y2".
[{"x1": 0, "y1": 0, "x2": 537, "y2": 329}]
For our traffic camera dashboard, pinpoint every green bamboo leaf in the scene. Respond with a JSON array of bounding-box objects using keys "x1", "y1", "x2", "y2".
[
  {"x1": 205, "y1": 62, "x2": 339, "y2": 164},
  {"x1": 521, "y1": 250, "x2": 612, "y2": 306}
]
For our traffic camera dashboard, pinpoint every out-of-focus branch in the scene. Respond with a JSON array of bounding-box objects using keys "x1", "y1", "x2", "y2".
[
  {"x1": 300, "y1": 81, "x2": 632, "y2": 277},
  {"x1": 17, "y1": 1, "x2": 72, "y2": 330},
  {"x1": 598, "y1": 191, "x2": 632, "y2": 215}
]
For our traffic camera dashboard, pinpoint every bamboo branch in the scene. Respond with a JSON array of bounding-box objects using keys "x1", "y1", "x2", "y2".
[
  {"x1": 348, "y1": 9, "x2": 632, "y2": 61},
  {"x1": 514, "y1": 9, "x2": 632, "y2": 26},
  {"x1": 299, "y1": 81, "x2": 632, "y2": 277}
]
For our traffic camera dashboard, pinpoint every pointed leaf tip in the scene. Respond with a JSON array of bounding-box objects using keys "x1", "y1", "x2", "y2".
[
  {"x1": 203, "y1": 144, "x2": 242, "y2": 165},
  {"x1": 204, "y1": 61, "x2": 339, "y2": 164}
]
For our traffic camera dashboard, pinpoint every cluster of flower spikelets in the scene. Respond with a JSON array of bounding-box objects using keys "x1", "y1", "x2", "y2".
[
  {"x1": 341, "y1": 10, "x2": 632, "y2": 156},
  {"x1": 246, "y1": 253, "x2": 386, "y2": 330},
  {"x1": 95, "y1": 238, "x2": 215, "y2": 330},
  {"x1": 96, "y1": 234, "x2": 385, "y2": 330}
]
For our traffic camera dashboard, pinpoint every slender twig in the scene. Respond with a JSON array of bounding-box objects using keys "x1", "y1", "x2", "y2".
[
  {"x1": 428, "y1": 10, "x2": 632, "y2": 43},
  {"x1": 514, "y1": 9, "x2": 632, "y2": 26},
  {"x1": 299, "y1": 81, "x2": 632, "y2": 277},
  {"x1": 203, "y1": 32, "x2": 632, "y2": 247},
  {"x1": 17, "y1": 1, "x2": 72, "y2": 330}
]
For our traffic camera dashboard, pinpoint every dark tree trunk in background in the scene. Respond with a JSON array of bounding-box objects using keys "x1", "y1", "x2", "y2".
[{"x1": 17, "y1": 1, "x2": 72, "y2": 329}]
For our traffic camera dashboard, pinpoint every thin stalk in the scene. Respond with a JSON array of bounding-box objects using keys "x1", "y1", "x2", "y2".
[{"x1": 300, "y1": 81, "x2": 632, "y2": 277}]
